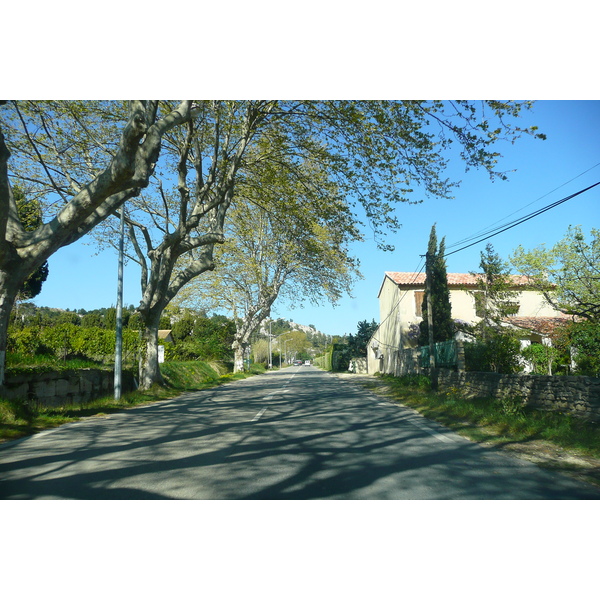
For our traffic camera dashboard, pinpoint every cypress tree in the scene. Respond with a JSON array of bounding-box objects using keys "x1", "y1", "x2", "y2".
[{"x1": 418, "y1": 225, "x2": 454, "y2": 345}]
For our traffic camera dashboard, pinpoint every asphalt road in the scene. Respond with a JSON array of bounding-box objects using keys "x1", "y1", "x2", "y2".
[{"x1": 1, "y1": 366, "x2": 599, "y2": 499}]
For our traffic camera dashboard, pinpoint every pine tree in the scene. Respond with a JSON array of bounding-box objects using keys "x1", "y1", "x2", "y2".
[
  {"x1": 418, "y1": 225, "x2": 454, "y2": 345},
  {"x1": 466, "y1": 244, "x2": 522, "y2": 373},
  {"x1": 472, "y1": 243, "x2": 520, "y2": 335}
]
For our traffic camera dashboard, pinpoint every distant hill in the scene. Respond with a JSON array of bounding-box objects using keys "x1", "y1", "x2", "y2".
[{"x1": 259, "y1": 318, "x2": 322, "y2": 338}]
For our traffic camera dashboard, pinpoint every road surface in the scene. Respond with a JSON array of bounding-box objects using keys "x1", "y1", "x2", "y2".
[{"x1": 1, "y1": 366, "x2": 599, "y2": 499}]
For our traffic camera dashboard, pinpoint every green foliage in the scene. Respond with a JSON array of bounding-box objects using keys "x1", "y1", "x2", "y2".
[
  {"x1": 464, "y1": 331, "x2": 523, "y2": 374},
  {"x1": 13, "y1": 186, "x2": 49, "y2": 300},
  {"x1": 7, "y1": 326, "x2": 43, "y2": 356},
  {"x1": 419, "y1": 225, "x2": 455, "y2": 345},
  {"x1": 6, "y1": 324, "x2": 141, "y2": 364},
  {"x1": 347, "y1": 319, "x2": 378, "y2": 357},
  {"x1": 568, "y1": 321, "x2": 600, "y2": 376},
  {"x1": 511, "y1": 226, "x2": 600, "y2": 321},
  {"x1": 471, "y1": 243, "x2": 520, "y2": 328},
  {"x1": 313, "y1": 349, "x2": 333, "y2": 371},
  {"x1": 330, "y1": 343, "x2": 351, "y2": 371},
  {"x1": 81, "y1": 312, "x2": 106, "y2": 328},
  {"x1": 521, "y1": 343, "x2": 565, "y2": 375},
  {"x1": 460, "y1": 244, "x2": 524, "y2": 374},
  {"x1": 171, "y1": 311, "x2": 196, "y2": 342},
  {"x1": 39, "y1": 323, "x2": 79, "y2": 360},
  {"x1": 386, "y1": 373, "x2": 432, "y2": 389}
]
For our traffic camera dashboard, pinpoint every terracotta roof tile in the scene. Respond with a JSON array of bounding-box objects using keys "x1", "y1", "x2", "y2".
[
  {"x1": 503, "y1": 316, "x2": 572, "y2": 334},
  {"x1": 385, "y1": 271, "x2": 531, "y2": 287}
]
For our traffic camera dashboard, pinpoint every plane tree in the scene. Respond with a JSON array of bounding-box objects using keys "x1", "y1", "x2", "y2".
[
  {"x1": 0, "y1": 100, "x2": 201, "y2": 385},
  {"x1": 174, "y1": 162, "x2": 360, "y2": 372},
  {"x1": 92, "y1": 102, "x2": 273, "y2": 387},
  {"x1": 510, "y1": 225, "x2": 600, "y2": 322}
]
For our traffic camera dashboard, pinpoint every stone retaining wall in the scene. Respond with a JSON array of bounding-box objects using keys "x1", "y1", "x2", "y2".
[
  {"x1": 437, "y1": 369, "x2": 600, "y2": 422},
  {"x1": 1, "y1": 369, "x2": 136, "y2": 408}
]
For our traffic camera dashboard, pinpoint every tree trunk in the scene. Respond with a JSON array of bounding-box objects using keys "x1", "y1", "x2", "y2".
[
  {"x1": 0, "y1": 268, "x2": 23, "y2": 386},
  {"x1": 232, "y1": 338, "x2": 248, "y2": 373},
  {"x1": 138, "y1": 310, "x2": 164, "y2": 390}
]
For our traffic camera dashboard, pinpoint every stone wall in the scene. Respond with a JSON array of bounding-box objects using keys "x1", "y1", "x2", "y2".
[
  {"x1": 437, "y1": 369, "x2": 600, "y2": 422},
  {"x1": 1, "y1": 369, "x2": 136, "y2": 408}
]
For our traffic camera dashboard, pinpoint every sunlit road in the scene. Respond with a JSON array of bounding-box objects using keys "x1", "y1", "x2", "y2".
[{"x1": 1, "y1": 366, "x2": 599, "y2": 499}]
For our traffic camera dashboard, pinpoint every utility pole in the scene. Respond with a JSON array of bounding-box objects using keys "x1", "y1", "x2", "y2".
[
  {"x1": 268, "y1": 319, "x2": 272, "y2": 369},
  {"x1": 425, "y1": 250, "x2": 437, "y2": 389},
  {"x1": 114, "y1": 206, "x2": 125, "y2": 400}
]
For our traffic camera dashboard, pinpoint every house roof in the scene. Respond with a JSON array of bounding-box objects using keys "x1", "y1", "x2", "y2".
[
  {"x1": 503, "y1": 316, "x2": 573, "y2": 335},
  {"x1": 158, "y1": 330, "x2": 173, "y2": 340},
  {"x1": 384, "y1": 271, "x2": 532, "y2": 288}
]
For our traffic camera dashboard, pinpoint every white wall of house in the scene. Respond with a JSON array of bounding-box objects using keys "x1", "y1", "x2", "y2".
[{"x1": 368, "y1": 272, "x2": 565, "y2": 375}]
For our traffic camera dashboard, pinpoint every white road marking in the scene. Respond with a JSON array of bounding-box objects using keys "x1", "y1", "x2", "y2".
[
  {"x1": 406, "y1": 417, "x2": 454, "y2": 443},
  {"x1": 251, "y1": 408, "x2": 267, "y2": 422}
]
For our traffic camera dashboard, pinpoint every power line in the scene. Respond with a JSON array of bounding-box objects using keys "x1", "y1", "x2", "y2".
[
  {"x1": 443, "y1": 181, "x2": 600, "y2": 259},
  {"x1": 445, "y1": 162, "x2": 600, "y2": 252}
]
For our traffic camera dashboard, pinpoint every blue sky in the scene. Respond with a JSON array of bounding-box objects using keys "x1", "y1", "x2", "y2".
[{"x1": 30, "y1": 101, "x2": 599, "y2": 336}]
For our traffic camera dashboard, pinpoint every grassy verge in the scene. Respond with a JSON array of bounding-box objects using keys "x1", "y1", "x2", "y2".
[
  {"x1": 359, "y1": 373, "x2": 600, "y2": 487},
  {"x1": 0, "y1": 361, "x2": 267, "y2": 444}
]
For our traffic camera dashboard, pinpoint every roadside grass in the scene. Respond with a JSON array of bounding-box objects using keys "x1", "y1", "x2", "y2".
[
  {"x1": 365, "y1": 374, "x2": 600, "y2": 459},
  {"x1": 0, "y1": 361, "x2": 267, "y2": 444}
]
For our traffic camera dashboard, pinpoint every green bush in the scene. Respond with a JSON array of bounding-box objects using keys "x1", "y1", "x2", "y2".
[
  {"x1": 521, "y1": 343, "x2": 564, "y2": 375},
  {"x1": 7, "y1": 326, "x2": 44, "y2": 356},
  {"x1": 39, "y1": 323, "x2": 79, "y2": 359},
  {"x1": 569, "y1": 321, "x2": 600, "y2": 377},
  {"x1": 464, "y1": 334, "x2": 522, "y2": 374},
  {"x1": 7, "y1": 324, "x2": 141, "y2": 364}
]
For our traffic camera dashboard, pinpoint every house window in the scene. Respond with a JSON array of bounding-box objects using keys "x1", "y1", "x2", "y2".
[{"x1": 414, "y1": 291, "x2": 425, "y2": 317}]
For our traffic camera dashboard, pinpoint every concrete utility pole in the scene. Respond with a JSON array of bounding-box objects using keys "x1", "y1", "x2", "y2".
[
  {"x1": 268, "y1": 319, "x2": 272, "y2": 369},
  {"x1": 114, "y1": 206, "x2": 125, "y2": 400}
]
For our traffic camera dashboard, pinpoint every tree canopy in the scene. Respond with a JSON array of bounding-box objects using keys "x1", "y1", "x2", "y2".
[
  {"x1": 1, "y1": 100, "x2": 545, "y2": 386},
  {"x1": 510, "y1": 226, "x2": 600, "y2": 322}
]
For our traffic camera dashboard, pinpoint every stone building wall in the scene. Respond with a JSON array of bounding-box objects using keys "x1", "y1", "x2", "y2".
[{"x1": 2, "y1": 369, "x2": 136, "y2": 408}]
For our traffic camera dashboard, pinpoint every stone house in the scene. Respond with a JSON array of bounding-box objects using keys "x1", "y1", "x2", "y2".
[{"x1": 368, "y1": 271, "x2": 568, "y2": 375}]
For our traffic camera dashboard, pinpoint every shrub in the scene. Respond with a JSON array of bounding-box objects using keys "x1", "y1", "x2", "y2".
[
  {"x1": 521, "y1": 343, "x2": 564, "y2": 375},
  {"x1": 39, "y1": 323, "x2": 79, "y2": 359},
  {"x1": 7, "y1": 326, "x2": 44, "y2": 356},
  {"x1": 464, "y1": 333, "x2": 522, "y2": 374}
]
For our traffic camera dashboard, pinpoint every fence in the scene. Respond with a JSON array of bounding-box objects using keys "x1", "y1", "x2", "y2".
[{"x1": 420, "y1": 340, "x2": 460, "y2": 369}]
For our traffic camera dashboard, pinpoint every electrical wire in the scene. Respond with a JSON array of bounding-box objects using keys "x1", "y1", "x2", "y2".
[
  {"x1": 443, "y1": 181, "x2": 600, "y2": 259},
  {"x1": 445, "y1": 162, "x2": 600, "y2": 252}
]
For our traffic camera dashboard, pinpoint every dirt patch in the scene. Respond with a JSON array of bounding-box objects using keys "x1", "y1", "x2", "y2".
[{"x1": 334, "y1": 372, "x2": 600, "y2": 489}]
